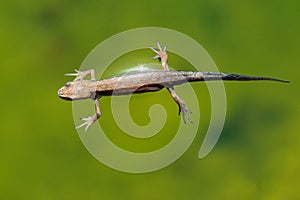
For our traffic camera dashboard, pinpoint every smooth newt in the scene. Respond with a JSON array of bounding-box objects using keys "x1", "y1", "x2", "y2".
[{"x1": 58, "y1": 43, "x2": 289, "y2": 131}]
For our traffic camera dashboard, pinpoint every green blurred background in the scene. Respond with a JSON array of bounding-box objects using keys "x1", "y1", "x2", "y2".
[{"x1": 1, "y1": 0, "x2": 299, "y2": 199}]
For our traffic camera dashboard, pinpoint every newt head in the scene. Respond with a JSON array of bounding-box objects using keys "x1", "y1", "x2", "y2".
[{"x1": 58, "y1": 81, "x2": 94, "y2": 101}]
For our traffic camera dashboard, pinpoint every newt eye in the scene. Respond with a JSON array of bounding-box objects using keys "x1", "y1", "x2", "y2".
[{"x1": 65, "y1": 82, "x2": 71, "y2": 87}]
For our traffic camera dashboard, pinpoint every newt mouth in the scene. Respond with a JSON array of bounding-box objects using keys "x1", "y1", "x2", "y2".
[
  {"x1": 58, "y1": 95, "x2": 73, "y2": 101},
  {"x1": 58, "y1": 88, "x2": 73, "y2": 101}
]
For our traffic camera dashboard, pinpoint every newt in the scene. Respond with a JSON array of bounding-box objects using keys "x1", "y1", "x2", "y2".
[{"x1": 58, "y1": 43, "x2": 289, "y2": 131}]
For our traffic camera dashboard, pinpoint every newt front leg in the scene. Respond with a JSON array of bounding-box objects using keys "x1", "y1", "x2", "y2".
[
  {"x1": 65, "y1": 69, "x2": 101, "y2": 131},
  {"x1": 150, "y1": 42, "x2": 192, "y2": 123},
  {"x1": 76, "y1": 98, "x2": 101, "y2": 131},
  {"x1": 65, "y1": 69, "x2": 96, "y2": 81}
]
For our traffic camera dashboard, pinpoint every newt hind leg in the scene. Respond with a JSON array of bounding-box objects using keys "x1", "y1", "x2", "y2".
[
  {"x1": 150, "y1": 42, "x2": 192, "y2": 123},
  {"x1": 149, "y1": 42, "x2": 169, "y2": 70},
  {"x1": 167, "y1": 87, "x2": 193, "y2": 124}
]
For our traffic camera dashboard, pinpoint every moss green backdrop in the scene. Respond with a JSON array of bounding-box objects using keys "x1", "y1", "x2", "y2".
[{"x1": 0, "y1": 0, "x2": 299, "y2": 199}]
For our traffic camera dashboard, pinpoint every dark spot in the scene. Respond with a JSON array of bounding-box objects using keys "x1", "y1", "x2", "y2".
[{"x1": 65, "y1": 82, "x2": 71, "y2": 87}]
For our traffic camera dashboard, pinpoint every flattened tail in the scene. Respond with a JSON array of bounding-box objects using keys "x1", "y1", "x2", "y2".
[{"x1": 199, "y1": 72, "x2": 290, "y2": 83}]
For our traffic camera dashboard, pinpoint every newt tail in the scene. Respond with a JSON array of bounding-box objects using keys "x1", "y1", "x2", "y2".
[{"x1": 188, "y1": 72, "x2": 290, "y2": 83}]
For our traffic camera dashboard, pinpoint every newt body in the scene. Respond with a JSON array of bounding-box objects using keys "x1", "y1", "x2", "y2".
[{"x1": 58, "y1": 43, "x2": 289, "y2": 131}]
